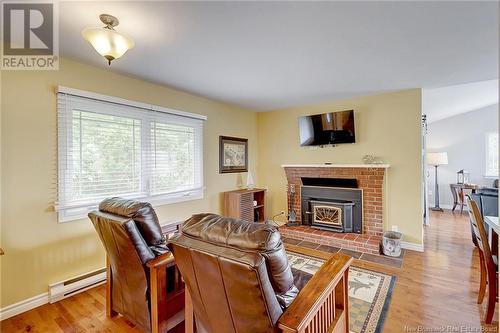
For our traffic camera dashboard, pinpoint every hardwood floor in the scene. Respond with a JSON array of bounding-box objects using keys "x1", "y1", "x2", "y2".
[
  {"x1": 364, "y1": 210, "x2": 498, "y2": 332},
  {"x1": 1, "y1": 210, "x2": 498, "y2": 332}
]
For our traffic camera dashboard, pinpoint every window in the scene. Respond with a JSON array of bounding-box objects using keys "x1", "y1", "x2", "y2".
[
  {"x1": 486, "y1": 132, "x2": 498, "y2": 178},
  {"x1": 57, "y1": 87, "x2": 205, "y2": 222}
]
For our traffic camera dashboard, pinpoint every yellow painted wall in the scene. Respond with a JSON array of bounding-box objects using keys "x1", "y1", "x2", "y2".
[
  {"x1": 1, "y1": 59, "x2": 423, "y2": 309},
  {"x1": 257, "y1": 89, "x2": 423, "y2": 245},
  {"x1": 0, "y1": 58, "x2": 259, "y2": 307}
]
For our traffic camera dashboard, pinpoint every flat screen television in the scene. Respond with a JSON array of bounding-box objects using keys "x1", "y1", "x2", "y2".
[{"x1": 298, "y1": 110, "x2": 355, "y2": 146}]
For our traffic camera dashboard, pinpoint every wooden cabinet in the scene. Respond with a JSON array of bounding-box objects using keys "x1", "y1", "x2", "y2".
[{"x1": 224, "y1": 188, "x2": 266, "y2": 222}]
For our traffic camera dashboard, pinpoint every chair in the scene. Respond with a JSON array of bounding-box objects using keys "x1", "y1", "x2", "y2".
[
  {"x1": 88, "y1": 197, "x2": 185, "y2": 333},
  {"x1": 466, "y1": 197, "x2": 498, "y2": 324},
  {"x1": 472, "y1": 190, "x2": 499, "y2": 218},
  {"x1": 168, "y1": 213, "x2": 352, "y2": 333}
]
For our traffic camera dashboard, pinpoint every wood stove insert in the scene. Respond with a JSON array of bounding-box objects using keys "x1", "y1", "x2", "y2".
[{"x1": 301, "y1": 178, "x2": 363, "y2": 233}]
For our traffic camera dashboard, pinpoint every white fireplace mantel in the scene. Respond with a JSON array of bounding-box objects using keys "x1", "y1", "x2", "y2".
[{"x1": 281, "y1": 163, "x2": 391, "y2": 169}]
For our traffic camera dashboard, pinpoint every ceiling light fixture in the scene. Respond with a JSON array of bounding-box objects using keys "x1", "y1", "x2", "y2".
[{"x1": 82, "y1": 14, "x2": 135, "y2": 65}]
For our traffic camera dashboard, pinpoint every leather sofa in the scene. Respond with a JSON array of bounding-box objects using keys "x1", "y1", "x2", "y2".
[{"x1": 168, "y1": 213, "x2": 352, "y2": 333}]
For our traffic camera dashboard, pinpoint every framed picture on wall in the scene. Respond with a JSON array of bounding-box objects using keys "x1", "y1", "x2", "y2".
[{"x1": 219, "y1": 136, "x2": 248, "y2": 173}]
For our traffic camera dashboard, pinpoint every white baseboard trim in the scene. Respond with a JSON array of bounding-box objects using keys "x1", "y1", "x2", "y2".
[
  {"x1": 1, "y1": 287, "x2": 184, "y2": 329},
  {"x1": 401, "y1": 241, "x2": 424, "y2": 252},
  {"x1": 0, "y1": 271, "x2": 185, "y2": 325},
  {"x1": 0, "y1": 293, "x2": 49, "y2": 321},
  {"x1": 49, "y1": 270, "x2": 106, "y2": 304}
]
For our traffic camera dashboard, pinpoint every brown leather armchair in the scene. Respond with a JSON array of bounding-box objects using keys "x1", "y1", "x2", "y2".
[
  {"x1": 88, "y1": 197, "x2": 184, "y2": 333},
  {"x1": 168, "y1": 213, "x2": 352, "y2": 333}
]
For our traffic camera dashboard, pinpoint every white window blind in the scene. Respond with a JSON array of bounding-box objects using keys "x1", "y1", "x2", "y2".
[
  {"x1": 57, "y1": 87, "x2": 205, "y2": 222},
  {"x1": 486, "y1": 132, "x2": 499, "y2": 178}
]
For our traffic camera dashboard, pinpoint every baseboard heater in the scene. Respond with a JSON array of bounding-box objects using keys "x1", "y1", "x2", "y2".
[{"x1": 49, "y1": 267, "x2": 107, "y2": 303}]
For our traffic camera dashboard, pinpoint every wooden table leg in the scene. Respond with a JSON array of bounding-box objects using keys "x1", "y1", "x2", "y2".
[
  {"x1": 493, "y1": 233, "x2": 498, "y2": 257},
  {"x1": 459, "y1": 188, "x2": 464, "y2": 214},
  {"x1": 488, "y1": 226, "x2": 498, "y2": 257},
  {"x1": 485, "y1": 224, "x2": 498, "y2": 324}
]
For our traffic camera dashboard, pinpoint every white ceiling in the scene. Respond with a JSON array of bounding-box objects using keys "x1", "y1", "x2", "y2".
[
  {"x1": 423, "y1": 80, "x2": 499, "y2": 123},
  {"x1": 59, "y1": 1, "x2": 498, "y2": 111}
]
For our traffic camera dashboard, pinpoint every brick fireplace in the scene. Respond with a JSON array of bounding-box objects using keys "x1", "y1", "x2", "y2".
[{"x1": 279, "y1": 164, "x2": 390, "y2": 255}]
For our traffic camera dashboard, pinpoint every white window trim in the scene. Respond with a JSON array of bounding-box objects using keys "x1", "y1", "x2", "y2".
[
  {"x1": 57, "y1": 86, "x2": 207, "y2": 121},
  {"x1": 56, "y1": 86, "x2": 206, "y2": 223},
  {"x1": 485, "y1": 132, "x2": 499, "y2": 179}
]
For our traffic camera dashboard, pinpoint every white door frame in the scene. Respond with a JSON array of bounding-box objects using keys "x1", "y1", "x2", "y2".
[{"x1": 422, "y1": 114, "x2": 430, "y2": 226}]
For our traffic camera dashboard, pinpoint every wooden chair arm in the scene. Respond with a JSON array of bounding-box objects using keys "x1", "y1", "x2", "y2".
[
  {"x1": 148, "y1": 252, "x2": 176, "y2": 333},
  {"x1": 146, "y1": 252, "x2": 175, "y2": 269},
  {"x1": 278, "y1": 253, "x2": 353, "y2": 333}
]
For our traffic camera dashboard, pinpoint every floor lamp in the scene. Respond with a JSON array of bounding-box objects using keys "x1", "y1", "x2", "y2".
[{"x1": 427, "y1": 152, "x2": 448, "y2": 212}]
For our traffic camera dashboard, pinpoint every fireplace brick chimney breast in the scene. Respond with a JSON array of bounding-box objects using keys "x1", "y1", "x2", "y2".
[{"x1": 284, "y1": 166, "x2": 386, "y2": 237}]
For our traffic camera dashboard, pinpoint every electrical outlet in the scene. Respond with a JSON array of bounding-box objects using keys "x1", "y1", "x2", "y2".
[
  {"x1": 428, "y1": 190, "x2": 433, "y2": 195},
  {"x1": 391, "y1": 225, "x2": 399, "y2": 232}
]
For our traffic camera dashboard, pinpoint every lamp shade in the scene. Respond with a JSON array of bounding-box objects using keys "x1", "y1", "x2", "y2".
[
  {"x1": 82, "y1": 27, "x2": 134, "y2": 64},
  {"x1": 427, "y1": 152, "x2": 448, "y2": 166}
]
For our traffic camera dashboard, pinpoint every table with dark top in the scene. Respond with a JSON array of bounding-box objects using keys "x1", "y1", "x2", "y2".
[
  {"x1": 484, "y1": 216, "x2": 498, "y2": 256},
  {"x1": 450, "y1": 183, "x2": 483, "y2": 213}
]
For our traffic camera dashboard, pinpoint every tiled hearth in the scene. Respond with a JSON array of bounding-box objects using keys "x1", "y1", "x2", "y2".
[
  {"x1": 280, "y1": 164, "x2": 390, "y2": 255},
  {"x1": 279, "y1": 225, "x2": 381, "y2": 254}
]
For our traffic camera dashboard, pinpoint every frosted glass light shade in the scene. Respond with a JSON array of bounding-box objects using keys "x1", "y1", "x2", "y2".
[
  {"x1": 82, "y1": 27, "x2": 134, "y2": 64},
  {"x1": 427, "y1": 152, "x2": 448, "y2": 166}
]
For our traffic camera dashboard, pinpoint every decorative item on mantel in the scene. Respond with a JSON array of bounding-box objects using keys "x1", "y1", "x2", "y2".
[
  {"x1": 457, "y1": 169, "x2": 470, "y2": 184},
  {"x1": 362, "y1": 155, "x2": 385, "y2": 164}
]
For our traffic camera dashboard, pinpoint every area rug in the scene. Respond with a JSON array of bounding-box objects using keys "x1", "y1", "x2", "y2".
[{"x1": 286, "y1": 251, "x2": 396, "y2": 333}]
